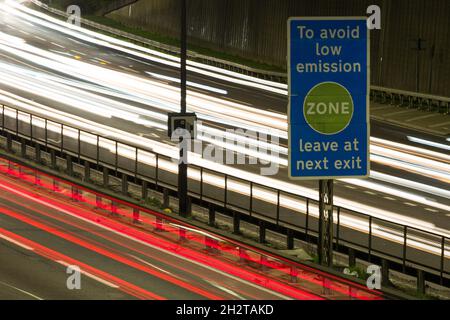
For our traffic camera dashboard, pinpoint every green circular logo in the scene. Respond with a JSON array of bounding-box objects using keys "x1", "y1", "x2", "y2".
[{"x1": 303, "y1": 82, "x2": 354, "y2": 135}]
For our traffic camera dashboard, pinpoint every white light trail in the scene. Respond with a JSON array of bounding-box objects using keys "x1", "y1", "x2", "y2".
[{"x1": 407, "y1": 136, "x2": 450, "y2": 152}]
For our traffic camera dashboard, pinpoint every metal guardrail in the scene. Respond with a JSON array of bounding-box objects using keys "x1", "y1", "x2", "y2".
[
  {"x1": 31, "y1": 0, "x2": 450, "y2": 114},
  {"x1": 1, "y1": 103, "x2": 449, "y2": 287},
  {"x1": 0, "y1": 155, "x2": 387, "y2": 300},
  {"x1": 371, "y1": 86, "x2": 450, "y2": 114}
]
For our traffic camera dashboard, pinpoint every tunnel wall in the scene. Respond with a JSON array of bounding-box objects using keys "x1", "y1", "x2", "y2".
[
  {"x1": 45, "y1": 0, "x2": 137, "y2": 15},
  {"x1": 107, "y1": 0, "x2": 450, "y2": 96}
]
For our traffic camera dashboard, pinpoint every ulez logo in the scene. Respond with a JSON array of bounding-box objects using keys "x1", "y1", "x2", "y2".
[{"x1": 303, "y1": 82, "x2": 354, "y2": 135}]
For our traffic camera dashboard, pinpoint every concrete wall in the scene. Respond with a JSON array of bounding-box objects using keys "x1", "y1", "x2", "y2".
[{"x1": 108, "y1": 0, "x2": 450, "y2": 96}]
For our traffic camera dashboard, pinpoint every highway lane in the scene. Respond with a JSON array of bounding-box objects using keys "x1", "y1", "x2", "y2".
[
  {"x1": 0, "y1": 3, "x2": 448, "y2": 235},
  {"x1": 0, "y1": 170, "x2": 330, "y2": 300},
  {"x1": 0, "y1": 236, "x2": 136, "y2": 299}
]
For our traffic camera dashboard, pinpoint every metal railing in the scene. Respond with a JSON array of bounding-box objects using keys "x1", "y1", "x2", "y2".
[
  {"x1": 371, "y1": 86, "x2": 450, "y2": 114},
  {"x1": 0, "y1": 156, "x2": 387, "y2": 300},
  {"x1": 1, "y1": 103, "x2": 449, "y2": 286}
]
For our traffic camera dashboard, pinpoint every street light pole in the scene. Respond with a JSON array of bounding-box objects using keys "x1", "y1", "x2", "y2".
[{"x1": 178, "y1": 0, "x2": 188, "y2": 217}]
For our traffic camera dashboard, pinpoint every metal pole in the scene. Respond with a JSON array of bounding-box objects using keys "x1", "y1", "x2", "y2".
[
  {"x1": 178, "y1": 0, "x2": 188, "y2": 217},
  {"x1": 318, "y1": 179, "x2": 334, "y2": 267}
]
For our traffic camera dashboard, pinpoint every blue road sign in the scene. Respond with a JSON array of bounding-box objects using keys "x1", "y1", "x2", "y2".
[{"x1": 288, "y1": 17, "x2": 370, "y2": 180}]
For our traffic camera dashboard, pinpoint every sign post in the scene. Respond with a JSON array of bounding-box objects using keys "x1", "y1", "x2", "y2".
[{"x1": 288, "y1": 17, "x2": 370, "y2": 267}]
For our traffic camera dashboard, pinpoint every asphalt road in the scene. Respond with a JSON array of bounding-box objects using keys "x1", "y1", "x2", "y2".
[
  {"x1": 0, "y1": 2, "x2": 448, "y2": 272},
  {"x1": 0, "y1": 171, "x2": 319, "y2": 300}
]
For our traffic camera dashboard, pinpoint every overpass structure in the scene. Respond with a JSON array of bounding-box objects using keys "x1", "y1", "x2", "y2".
[{"x1": 0, "y1": 0, "x2": 448, "y2": 298}]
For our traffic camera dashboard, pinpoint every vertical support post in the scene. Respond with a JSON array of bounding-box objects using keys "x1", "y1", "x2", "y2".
[
  {"x1": 348, "y1": 248, "x2": 356, "y2": 267},
  {"x1": 20, "y1": 138, "x2": 26, "y2": 158},
  {"x1": 35, "y1": 143, "x2": 41, "y2": 163},
  {"x1": 403, "y1": 226, "x2": 408, "y2": 272},
  {"x1": 318, "y1": 179, "x2": 334, "y2": 267},
  {"x1": 34, "y1": 171, "x2": 40, "y2": 185},
  {"x1": 233, "y1": 212, "x2": 240, "y2": 234},
  {"x1": 84, "y1": 161, "x2": 90, "y2": 183},
  {"x1": 155, "y1": 216, "x2": 163, "y2": 232},
  {"x1": 103, "y1": 167, "x2": 109, "y2": 188},
  {"x1": 238, "y1": 247, "x2": 246, "y2": 264},
  {"x1": 381, "y1": 259, "x2": 390, "y2": 287},
  {"x1": 141, "y1": 180, "x2": 148, "y2": 201},
  {"x1": 50, "y1": 149, "x2": 57, "y2": 169},
  {"x1": 440, "y1": 237, "x2": 445, "y2": 285},
  {"x1": 66, "y1": 155, "x2": 73, "y2": 176},
  {"x1": 260, "y1": 255, "x2": 268, "y2": 272},
  {"x1": 121, "y1": 173, "x2": 128, "y2": 196},
  {"x1": 111, "y1": 201, "x2": 118, "y2": 215},
  {"x1": 178, "y1": 0, "x2": 188, "y2": 218},
  {"x1": 96, "y1": 195, "x2": 102, "y2": 208},
  {"x1": 163, "y1": 188, "x2": 170, "y2": 208},
  {"x1": 53, "y1": 179, "x2": 59, "y2": 192},
  {"x1": 6, "y1": 132, "x2": 11, "y2": 152},
  {"x1": 208, "y1": 204, "x2": 215, "y2": 227},
  {"x1": 179, "y1": 226, "x2": 186, "y2": 242},
  {"x1": 259, "y1": 221, "x2": 266, "y2": 244},
  {"x1": 133, "y1": 208, "x2": 140, "y2": 224},
  {"x1": 287, "y1": 229, "x2": 294, "y2": 250},
  {"x1": 290, "y1": 266, "x2": 298, "y2": 283},
  {"x1": 417, "y1": 270, "x2": 426, "y2": 295}
]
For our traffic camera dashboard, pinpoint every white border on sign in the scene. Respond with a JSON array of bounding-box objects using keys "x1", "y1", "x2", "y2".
[{"x1": 287, "y1": 16, "x2": 371, "y2": 181}]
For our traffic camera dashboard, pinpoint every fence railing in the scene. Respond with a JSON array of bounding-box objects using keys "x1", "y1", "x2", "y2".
[
  {"x1": 371, "y1": 86, "x2": 450, "y2": 114},
  {"x1": 0, "y1": 103, "x2": 449, "y2": 287},
  {"x1": 31, "y1": 0, "x2": 450, "y2": 113}
]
